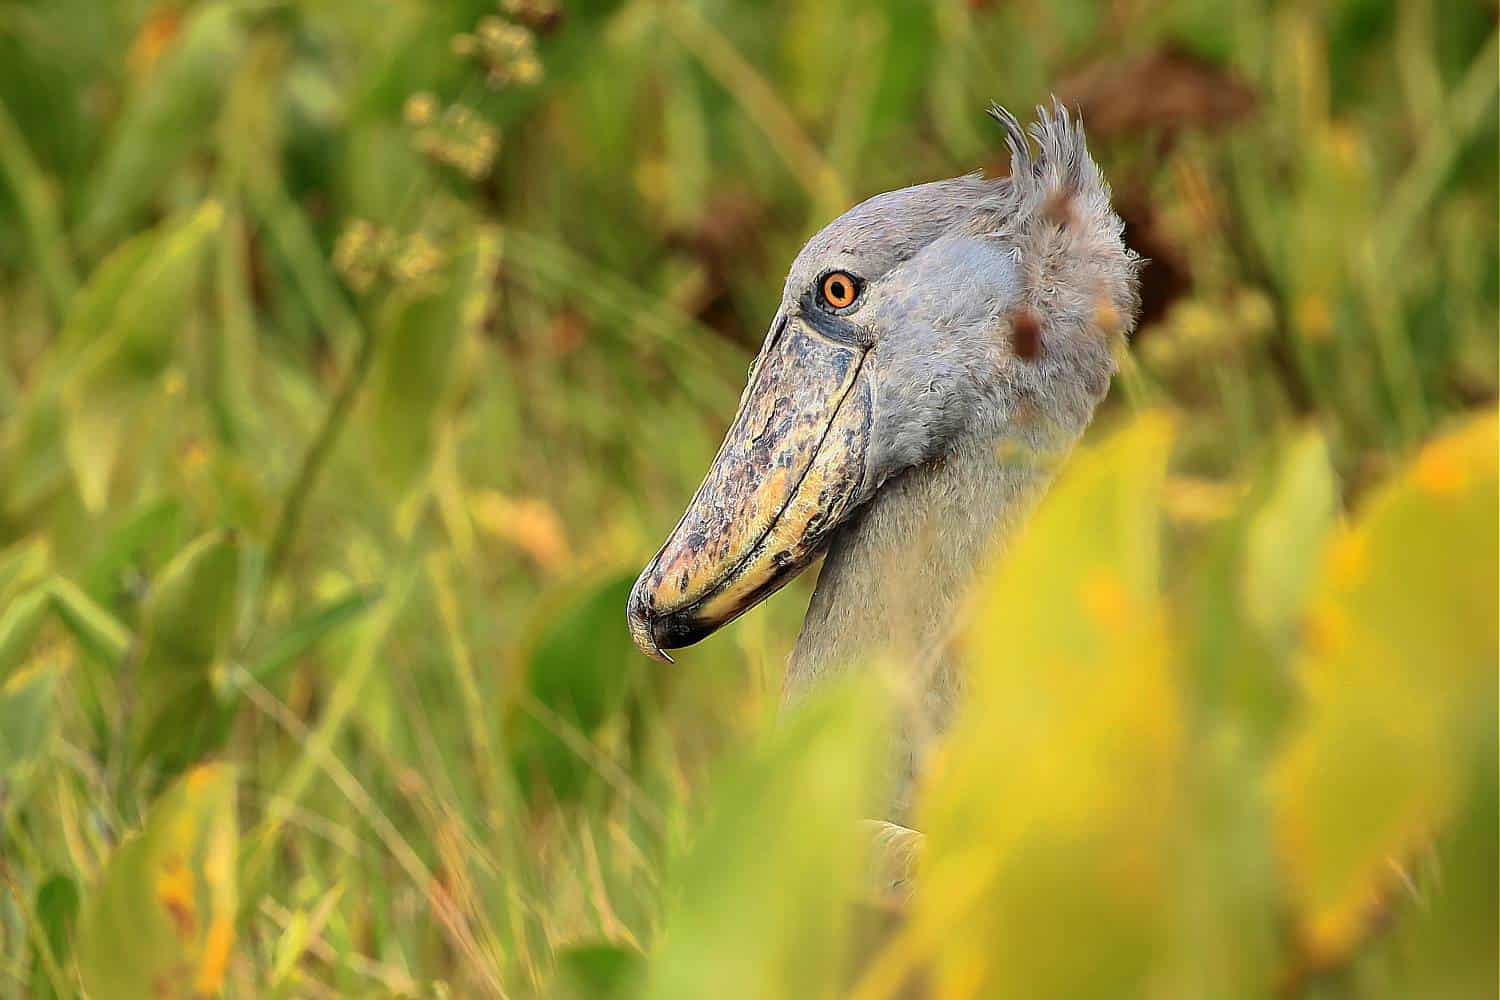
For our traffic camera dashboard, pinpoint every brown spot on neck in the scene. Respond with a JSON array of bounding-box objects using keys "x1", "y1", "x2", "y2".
[{"x1": 1008, "y1": 307, "x2": 1044, "y2": 361}]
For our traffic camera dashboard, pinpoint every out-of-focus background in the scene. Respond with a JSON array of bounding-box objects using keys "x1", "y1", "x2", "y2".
[{"x1": 0, "y1": 1, "x2": 1495, "y2": 996}]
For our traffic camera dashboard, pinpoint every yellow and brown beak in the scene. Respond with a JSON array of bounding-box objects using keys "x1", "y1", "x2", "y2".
[{"x1": 627, "y1": 316, "x2": 874, "y2": 661}]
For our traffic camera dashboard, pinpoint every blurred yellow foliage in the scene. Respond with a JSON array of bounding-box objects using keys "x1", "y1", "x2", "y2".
[
  {"x1": 859, "y1": 417, "x2": 1184, "y2": 998},
  {"x1": 472, "y1": 489, "x2": 573, "y2": 571},
  {"x1": 75, "y1": 765, "x2": 238, "y2": 1000},
  {"x1": 851, "y1": 410, "x2": 1497, "y2": 998},
  {"x1": 1269, "y1": 413, "x2": 1497, "y2": 965}
]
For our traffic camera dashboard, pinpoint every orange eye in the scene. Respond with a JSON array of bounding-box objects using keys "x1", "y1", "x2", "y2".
[{"x1": 820, "y1": 271, "x2": 858, "y2": 309}]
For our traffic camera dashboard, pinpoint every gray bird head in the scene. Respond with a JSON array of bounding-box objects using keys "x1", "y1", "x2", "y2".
[{"x1": 628, "y1": 103, "x2": 1142, "y2": 661}]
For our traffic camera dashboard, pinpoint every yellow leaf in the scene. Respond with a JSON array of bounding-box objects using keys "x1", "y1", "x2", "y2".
[
  {"x1": 76, "y1": 764, "x2": 238, "y2": 1000},
  {"x1": 892, "y1": 415, "x2": 1185, "y2": 998},
  {"x1": 1270, "y1": 412, "x2": 1498, "y2": 963}
]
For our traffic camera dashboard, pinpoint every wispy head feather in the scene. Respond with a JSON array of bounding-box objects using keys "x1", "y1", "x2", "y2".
[{"x1": 982, "y1": 99, "x2": 1143, "y2": 348}]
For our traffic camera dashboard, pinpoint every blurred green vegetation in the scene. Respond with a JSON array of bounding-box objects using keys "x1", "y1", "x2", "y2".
[{"x1": 0, "y1": 0, "x2": 1494, "y2": 996}]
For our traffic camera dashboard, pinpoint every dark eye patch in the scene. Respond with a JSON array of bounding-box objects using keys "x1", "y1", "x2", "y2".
[{"x1": 798, "y1": 282, "x2": 873, "y2": 348}]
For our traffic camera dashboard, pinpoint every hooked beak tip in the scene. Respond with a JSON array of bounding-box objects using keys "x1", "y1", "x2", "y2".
[{"x1": 626, "y1": 577, "x2": 674, "y2": 664}]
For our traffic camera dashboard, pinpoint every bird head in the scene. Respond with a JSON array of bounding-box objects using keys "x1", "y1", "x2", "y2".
[{"x1": 628, "y1": 103, "x2": 1141, "y2": 661}]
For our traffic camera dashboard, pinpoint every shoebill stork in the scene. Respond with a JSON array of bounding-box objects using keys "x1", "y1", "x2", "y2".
[{"x1": 627, "y1": 103, "x2": 1141, "y2": 817}]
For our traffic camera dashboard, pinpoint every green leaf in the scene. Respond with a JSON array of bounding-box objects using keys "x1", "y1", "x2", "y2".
[
  {"x1": 0, "y1": 536, "x2": 50, "y2": 605},
  {"x1": 76, "y1": 764, "x2": 239, "y2": 1000},
  {"x1": 0, "y1": 383, "x2": 70, "y2": 517},
  {"x1": 248, "y1": 587, "x2": 380, "y2": 684},
  {"x1": 1, "y1": 217, "x2": 161, "y2": 516},
  {"x1": 82, "y1": 497, "x2": 184, "y2": 610},
  {"x1": 1242, "y1": 429, "x2": 1339, "y2": 644},
  {"x1": 30, "y1": 873, "x2": 80, "y2": 1000},
  {"x1": 139, "y1": 531, "x2": 241, "y2": 672},
  {"x1": 135, "y1": 531, "x2": 242, "y2": 774},
  {"x1": 509, "y1": 572, "x2": 645, "y2": 800},
  {"x1": 0, "y1": 662, "x2": 59, "y2": 810},
  {"x1": 62, "y1": 202, "x2": 223, "y2": 511},
  {"x1": 56, "y1": 224, "x2": 160, "y2": 356},
  {"x1": 77, "y1": 3, "x2": 246, "y2": 247},
  {"x1": 363, "y1": 227, "x2": 500, "y2": 497},
  {"x1": 554, "y1": 943, "x2": 644, "y2": 1000},
  {"x1": 524, "y1": 573, "x2": 641, "y2": 729},
  {"x1": 268, "y1": 881, "x2": 344, "y2": 995},
  {"x1": 0, "y1": 90, "x2": 77, "y2": 317},
  {"x1": 0, "y1": 586, "x2": 49, "y2": 681},
  {"x1": 646, "y1": 682, "x2": 886, "y2": 999},
  {"x1": 35, "y1": 875, "x2": 79, "y2": 959},
  {"x1": 47, "y1": 576, "x2": 131, "y2": 668}
]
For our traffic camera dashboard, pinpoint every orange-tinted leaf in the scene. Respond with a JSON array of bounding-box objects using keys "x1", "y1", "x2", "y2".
[{"x1": 76, "y1": 764, "x2": 238, "y2": 1000}]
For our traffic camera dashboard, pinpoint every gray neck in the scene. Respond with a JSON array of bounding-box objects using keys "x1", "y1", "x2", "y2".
[{"x1": 783, "y1": 433, "x2": 1056, "y2": 708}]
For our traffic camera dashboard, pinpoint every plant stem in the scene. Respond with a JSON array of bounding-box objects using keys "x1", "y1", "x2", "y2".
[{"x1": 265, "y1": 318, "x2": 379, "y2": 581}]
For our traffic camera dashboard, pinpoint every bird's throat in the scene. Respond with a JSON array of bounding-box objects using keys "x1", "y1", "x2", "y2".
[
  {"x1": 784, "y1": 432, "x2": 1056, "y2": 706},
  {"x1": 782, "y1": 432, "x2": 1060, "y2": 816}
]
